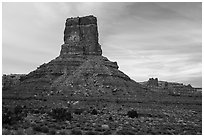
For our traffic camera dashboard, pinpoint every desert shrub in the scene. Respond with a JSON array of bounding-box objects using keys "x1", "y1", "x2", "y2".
[
  {"x1": 15, "y1": 128, "x2": 25, "y2": 135},
  {"x1": 58, "y1": 129, "x2": 70, "y2": 135},
  {"x1": 2, "y1": 129, "x2": 13, "y2": 135},
  {"x1": 14, "y1": 105, "x2": 23, "y2": 114},
  {"x1": 74, "y1": 108, "x2": 84, "y2": 115},
  {"x1": 32, "y1": 125, "x2": 42, "y2": 132},
  {"x1": 14, "y1": 105, "x2": 27, "y2": 116},
  {"x1": 49, "y1": 129, "x2": 56, "y2": 135},
  {"x1": 70, "y1": 129, "x2": 82, "y2": 135},
  {"x1": 41, "y1": 126, "x2": 49, "y2": 133},
  {"x1": 55, "y1": 125, "x2": 61, "y2": 130},
  {"x1": 24, "y1": 127, "x2": 35, "y2": 135},
  {"x1": 2, "y1": 107, "x2": 13, "y2": 125},
  {"x1": 2, "y1": 106, "x2": 26, "y2": 125},
  {"x1": 109, "y1": 116, "x2": 113, "y2": 121},
  {"x1": 95, "y1": 127, "x2": 105, "y2": 132},
  {"x1": 32, "y1": 109, "x2": 40, "y2": 114},
  {"x1": 32, "y1": 124, "x2": 50, "y2": 133},
  {"x1": 127, "y1": 110, "x2": 138, "y2": 118},
  {"x1": 103, "y1": 130, "x2": 112, "y2": 135},
  {"x1": 90, "y1": 109, "x2": 98, "y2": 115},
  {"x1": 49, "y1": 108, "x2": 72, "y2": 121},
  {"x1": 85, "y1": 131, "x2": 98, "y2": 135},
  {"x1": 58, "y1": 130, "x2": 66, "y2": 135},
  {"x1": 12, "y1": 124, "x2": 19, "y2": 130},
  {"x1": 116, "y1": 129, "x2": 135, "y2": 135},
  {"x1": 38, "y1": 107, "x2": 47, "y2": 114}
]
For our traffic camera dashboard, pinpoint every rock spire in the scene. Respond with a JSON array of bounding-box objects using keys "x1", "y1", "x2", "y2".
[{"x1": 60, "y1": 15, "x2": 102, "y2": 56}]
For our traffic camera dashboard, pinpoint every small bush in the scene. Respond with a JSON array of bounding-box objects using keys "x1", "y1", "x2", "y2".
[
  {"x1": 32, "y1": 109, "x2": 40, "y2": 114},
  {"x1": 24, "y1": 127, "x2": 35, "y2": 135},
  {"x1": 49, "y1": 129, "x2": 56, "y2": 135},
  {"x1": 33, "y1": 125, "x2": 42, "y2": 132},
  {"x1": 2, "y1": 129, "x2": 12, "y2": 135},
  {"x1": 33, "y1": 125, "x2": 49, "y2": 134},
  {"x1": 109, "y1": 116, "x2": 113, "y2": 121},
  {"x1": 116, "y1": 129, "x2": 135, "y2": 135},
  {"x1": 2, "y1": 107, "x2": 13, "y2": 125},
  {"x1": 74, "y1": 108, "x2": 84, "y2": 115},
  {"x1": 90, "y1": 109, "x2": 98, "y2": 115},
  {"x1": 14, "y1": 105, "x2": 24, "y2": 114},
  {"x1": 85, "y1": 131, "x2": 98, "y2": 135},
  {"x1": 95, "y1": 127, "x2": 105, "y2": 132},
  {"x1": 49, "y1": 108, "x2": 72, "y2": 121},
  {"x1": 41, "y1": 126, "x2": 49, "y2": 133},
  {"x1": 55, "y1": 125, "x2": 62, "y2": 130},
  {"x1": 127, "y1": 110, "x2": 138, "y2": 118},
  {"x1": 71, "y1": 129, "x2": 82, "y2": 135},
  {"x1": 58, "y1": 130, "x2": 66, "y2": 135},
  {"x1": 58, "y1": 129, "x2": 70, "y2": 135},
  {"x1": 2, "y1": 106, "x2": 26, "y2": 125},
  {"x1": 103, "y1": 130, "x2": 112, "y2": 135},
  {"x1": 15, "y1": 129, "x2": 25, "y2": 135}
]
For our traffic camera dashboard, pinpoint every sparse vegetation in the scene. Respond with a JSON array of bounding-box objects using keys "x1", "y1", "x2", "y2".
[
  {"x1": 49, "y1": 108, "x2": 72, "y2": 121},
  {"x1": 2, "y1": 97, "x2": 202, "y2": 135},
  {"x1": 70, "y1": 129, "x2": 83, "y2": 135},
  {"x1": 116, "y1": 129, "x2": 135, "y2": 135},
  {"x1": 90, "y1": 109, "x2": 98, "y2": 115},
  {"x1": 2, "y1": 105, "x2": 26, "y2": 125},
  {"x1": 127, "y1": 110, "x2": 138, "y2": 118},
  {"x1": 74, "y1": 108, "x2": 85, "y2": 115}
]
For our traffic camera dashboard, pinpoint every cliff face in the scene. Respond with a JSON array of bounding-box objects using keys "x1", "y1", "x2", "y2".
[
  {"x1": 62, "y1": 15, "x2": 102, "y2": 56},
  {"x1": 4, "y1": 15, "x2": 145, "y2": 99}
]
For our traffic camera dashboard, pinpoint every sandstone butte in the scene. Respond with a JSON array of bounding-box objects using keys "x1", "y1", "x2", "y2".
[{"x1": 5, "y1": 15, "x2": 147, "y2": 100}]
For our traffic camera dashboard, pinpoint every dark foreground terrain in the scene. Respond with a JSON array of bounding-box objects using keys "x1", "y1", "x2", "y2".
[{"x1": 2, "y1": 90, "x2": 202, "y2": 135}]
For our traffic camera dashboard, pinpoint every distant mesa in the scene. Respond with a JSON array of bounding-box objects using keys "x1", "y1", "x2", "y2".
[
  {"x1": 3, "y1": 15, "x2": 146, "y2": 99},
  {"x1": 139, "y1": 77, "x2": 201, "y2": 96},
  {"x1": 147, "y1": 78, "x2": 158, "y2": 87}
]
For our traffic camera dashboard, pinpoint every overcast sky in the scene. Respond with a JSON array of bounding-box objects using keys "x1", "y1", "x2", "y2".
[{"x1": 2, "y1": 2, "x2": 202, "y2": 87}]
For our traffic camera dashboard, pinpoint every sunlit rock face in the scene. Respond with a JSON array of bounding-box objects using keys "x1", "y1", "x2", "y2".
[
  {"x1": 5, "y1": 15, "x2": 145, "y2": 99},
  {"x1": 61, "y1": 15, "x2": 102, "y2": 56}
]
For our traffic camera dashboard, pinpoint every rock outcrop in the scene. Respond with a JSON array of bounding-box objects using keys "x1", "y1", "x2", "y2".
[
  {"x1": 139, "y1": 78, "x2": 201, "y2": 96},
  {"x1": 3, "y1": 15, "x2": 145, "y2": 99},
  {"x1": 147, "y1": 78, "x2": 159, "y2": 87}
]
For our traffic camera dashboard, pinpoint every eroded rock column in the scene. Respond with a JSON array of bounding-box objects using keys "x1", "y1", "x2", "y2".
[{"x1": 60, "y1": 15, "x2": 102, "y2": 56}]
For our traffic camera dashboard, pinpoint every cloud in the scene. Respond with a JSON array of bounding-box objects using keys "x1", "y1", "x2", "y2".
[{"x1": 2, "y1": 2, "x2": 202, "y2": 87}]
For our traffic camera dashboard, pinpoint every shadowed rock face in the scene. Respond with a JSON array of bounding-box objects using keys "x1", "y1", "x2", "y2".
[{"x1": 4, "y1": 15, "x2": 145, "y2": 99}]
